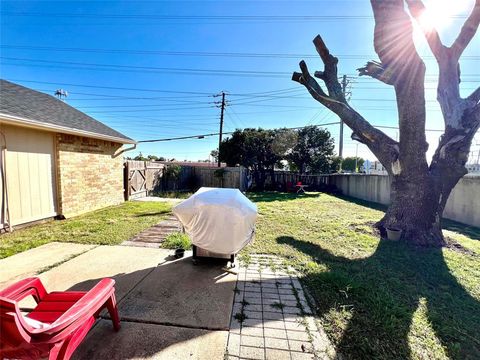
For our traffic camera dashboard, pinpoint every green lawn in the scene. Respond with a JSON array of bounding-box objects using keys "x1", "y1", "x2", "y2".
[
  {"x1": 2, "y1": 192, "x2": 479, "y2": 358},
  {"x1": 0, "y1": 201, "x2": 172, "y2": 259},
  {"x1": 244, "y1": 192, "x2": 480, "y2": 360}
]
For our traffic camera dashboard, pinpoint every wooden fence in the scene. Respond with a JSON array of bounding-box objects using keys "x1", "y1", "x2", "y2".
[
  {"x1": 124, "y1": 161, "x2": 164, "y2": 200},
  {"x1": 124, "y1": 161, "x2": 247, "y2": 199},
  {"x1": 271, "y1": 172, "x2": 331, "y2": 190},
  {"x1": 249, "y1": 171, "x2": 331, "y2": 191},
  {"x1": 176, "y1": 166, "x2": 247, "y2": 191}
]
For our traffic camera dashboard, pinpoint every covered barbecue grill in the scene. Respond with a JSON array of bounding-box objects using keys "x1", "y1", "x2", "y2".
[{"x1": 173, "y1": 187, "x2": 258, "y2": 264}]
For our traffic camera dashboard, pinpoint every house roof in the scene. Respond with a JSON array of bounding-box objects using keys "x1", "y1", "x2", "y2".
[{"x1": 0, "y1": 79, "x2": 135, "y2": 144}]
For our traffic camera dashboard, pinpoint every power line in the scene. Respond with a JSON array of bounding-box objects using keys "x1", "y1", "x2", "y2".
[
  {"x1": 4, "y1": 79, "x2": 216, "y2": 95},
  {"x1": 0, "y1": 57, "x2": 289, "y2": 78},
  {"x1": 86, "y1": 105, "x2": 216, "y2": 113},
  {"x1": 8, "y1": 79, "x2": 476, "y2": 99},
  {"x1": 3, "y1": 57, "x2": 479, "y2": 80},
  {"x1": 226, "y1": 107, "x2": 247, "y2": 129},
  {"x1": 136, "y1": 121, "x2": 452, "y2": 143},
  {"x1": 5, "y1": 79, "x2": 304, "y2": 97},
  {"x1": 2, "y1": 44, "x2": 478, "y2": 60},
  {"x1": 1, "y1": 12, "x2": 467, "y2": 22},
  {"x1": 138, "y1": 121, "x2": 341, "y2": 143},
  {"x1": 77, "y1": 100, "x2": 214, "y2": 108}
]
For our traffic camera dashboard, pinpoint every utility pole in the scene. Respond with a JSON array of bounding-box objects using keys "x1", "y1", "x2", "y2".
[
  {"x1": 339, "y1": 75, "x2": 348, "y2": 159},
  {"x1": 215, "y1": 92, "x2": 226, "y2": 167},
  {"x1": 355, "y1": 143, "x2": 359, "y2": 173}
]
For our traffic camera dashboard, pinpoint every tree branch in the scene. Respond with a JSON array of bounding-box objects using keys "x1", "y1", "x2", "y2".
[
  {"x1": 292, "y1": 35, "x2": 399, "y2": 169},
  {"x1": 405, "y1": 0, "x2": 446, "y2": 61},
  {"x1": 312, "y1": 35, "x2": 344, "y2": 100},
  {"x1": 451, "y1": 0, "x2": 480, "y2": 59},
  {"x1": 467, "y1": 86, "x2": 480, "y2": 105},
  {"x1": 357, "y1": 60, "x2": 396, "y2": 85}
]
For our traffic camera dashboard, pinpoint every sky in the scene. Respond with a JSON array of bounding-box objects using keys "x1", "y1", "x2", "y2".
[{"x1": 1, "y1": 0, "x2": 479, "y2": 163}]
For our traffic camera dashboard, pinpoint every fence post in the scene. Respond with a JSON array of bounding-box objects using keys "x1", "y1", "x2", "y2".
[{"x1": 123, "y1": 161, "x2": 130, "y2": 201}]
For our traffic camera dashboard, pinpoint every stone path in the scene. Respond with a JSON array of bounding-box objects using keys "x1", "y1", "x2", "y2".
[
  {"x1": 121, "y1": 214, "x2": 182, "y2": 248},
  {"x1": 226, "y1": 255, "x2": 335, "y2": 360}
]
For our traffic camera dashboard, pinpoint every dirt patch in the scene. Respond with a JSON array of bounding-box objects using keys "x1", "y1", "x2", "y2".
[
  {"x1": 348, "y1": 221, "x2": 380, "y2": 236},
  {"x1": 445, "y1": 237, "x2": 478, "y2": 257}
]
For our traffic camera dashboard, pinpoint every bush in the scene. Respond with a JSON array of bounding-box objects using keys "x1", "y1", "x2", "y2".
[
  {"x1": 165, "y1": 164, "x2": 182, "y2": 179},
  {"x1": 162, "y1": 232, "x2": 192, "y2": 250}
]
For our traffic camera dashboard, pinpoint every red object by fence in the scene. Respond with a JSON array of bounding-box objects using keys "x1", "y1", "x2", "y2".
[{"x1": 0, "y1": 277, "x2": 120, "y2": 360}]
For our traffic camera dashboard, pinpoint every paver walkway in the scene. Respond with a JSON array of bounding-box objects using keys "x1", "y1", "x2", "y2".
[
  {"x1": 227, "y1": 254, "x2": 335, "y2": 360},
  {"x1": 121, "y1": 214, "x2": 182, "y2": 248}
]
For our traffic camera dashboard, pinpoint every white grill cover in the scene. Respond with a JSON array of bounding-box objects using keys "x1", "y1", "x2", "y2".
[{"x1": 173, "y1": 187, "x2": 258, "y2": 254}]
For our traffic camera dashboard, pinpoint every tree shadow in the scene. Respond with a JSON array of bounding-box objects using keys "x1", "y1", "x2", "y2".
[
  {"x1": 277, "y1": 236, "x2": 480, "y2": 359},
  {"x1": 133, "y1": 210, "x2": 172, "y2": 217},
  {"x1": 247, "y1": 191, "x2": 321, "y2": 203},
  {"x1": 58, "y1": 252, "x2": 320, "y2": 360},
  {"x1": 63, "y1": 255, "x2": 277, "y2": 359},
  {"x1": 330, "y1": 194, "x2": 480, "y2": 241},
  {"x1": 442, "y1": 219, "x2": 480, "y2": 241}
]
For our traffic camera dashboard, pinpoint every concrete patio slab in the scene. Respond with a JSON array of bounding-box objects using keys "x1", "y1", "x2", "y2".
[
  {"x1": 0, "y1": 242, "x2": 96, "y2": 289},
  {"x1": 72, "y1": 319, "x2": 228, "y2": 360},
  {"x1": 120, "y1": 255, "x2": 237, "y2": 330},
  {"x1": 38, "y1": 245, "x2": 173, "y2": 301}
]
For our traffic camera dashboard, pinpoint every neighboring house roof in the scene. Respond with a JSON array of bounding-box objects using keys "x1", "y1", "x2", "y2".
[{"x1": 0, "y1": 79, "x2": 135, "y2": 144}]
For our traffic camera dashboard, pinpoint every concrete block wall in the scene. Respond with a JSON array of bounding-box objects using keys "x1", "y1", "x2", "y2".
[
  {"x1": 443, "y1": 176, "x2": 480, "y2": 227},
  {"x1": 330, "y1": 174, "x2": 480, "y2": 228},
  {"x1": 55, "y1": 134, "x2": 124, "y2": 218}
]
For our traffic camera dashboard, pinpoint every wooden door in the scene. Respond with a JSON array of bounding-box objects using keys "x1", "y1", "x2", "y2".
[{"x1": 1, "y1": 124, "x2": 57, "y2": 226}]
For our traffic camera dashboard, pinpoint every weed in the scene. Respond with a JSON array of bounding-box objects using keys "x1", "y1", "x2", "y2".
[
  {"x1": 234, "y1": 312, "x2": 247, "y2": 323},
  {"x1": 162, "y1": 232, "x2": 192, "y2": 250},
  {"x1": 270, "y1": 302, "x2": 285, "y2": 310}
]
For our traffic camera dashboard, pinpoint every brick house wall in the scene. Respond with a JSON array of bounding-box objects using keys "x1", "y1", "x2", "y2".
[{"x1": 55, "y1": 134, "x2": 125, "y2": 218}]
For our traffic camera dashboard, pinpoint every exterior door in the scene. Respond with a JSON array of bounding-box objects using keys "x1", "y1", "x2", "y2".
[{"x1": 1, "y1": 124, "x2": 57, "y2": 227}]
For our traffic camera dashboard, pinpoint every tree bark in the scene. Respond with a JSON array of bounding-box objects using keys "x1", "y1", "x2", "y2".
[{"x1": 378, "y1": 175, "x2": 443, "y2": 246}]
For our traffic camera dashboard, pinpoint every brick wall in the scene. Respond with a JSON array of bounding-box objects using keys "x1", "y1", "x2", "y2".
[{"x1": 55, "y1": 134, "x2": 125, "y2": 218}]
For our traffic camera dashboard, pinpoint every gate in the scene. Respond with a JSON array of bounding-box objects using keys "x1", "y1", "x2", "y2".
[
  {"x1": 124, "y1": 161, "x2": 146, "y2": 200},
  {"x1": 124, "y1": 160, "x2": 165, "y2": 200}
]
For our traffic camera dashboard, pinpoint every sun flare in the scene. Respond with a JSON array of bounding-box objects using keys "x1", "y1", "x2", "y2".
[{"x1": 416, "y1": 0, "x2": 472, "y2": 31}]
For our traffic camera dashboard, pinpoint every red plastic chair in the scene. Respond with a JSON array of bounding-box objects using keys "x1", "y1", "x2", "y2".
[{"x1": 0, "y1": 277, "x2": 120, "y2": 360}]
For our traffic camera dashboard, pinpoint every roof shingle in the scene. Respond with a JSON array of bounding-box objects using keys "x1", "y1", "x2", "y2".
[{"x1": 0, "y1": 79, "x2": 134, "y2": 143}]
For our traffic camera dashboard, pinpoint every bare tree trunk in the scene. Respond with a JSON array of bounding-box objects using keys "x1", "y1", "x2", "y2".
[
  {"x1": 270, "y1": 168, "x2": 276, "y2": 190},
  {"x1": 379, "y1": 175, "x2": 441, "y2": 246},
  {"x1": 292, "y1": 0, "x2": 480, "y2": 247}
]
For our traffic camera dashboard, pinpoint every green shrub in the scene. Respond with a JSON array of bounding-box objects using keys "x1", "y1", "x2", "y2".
[{"x1": 162, "y1": 232, "x2": 192, "y2": 250}]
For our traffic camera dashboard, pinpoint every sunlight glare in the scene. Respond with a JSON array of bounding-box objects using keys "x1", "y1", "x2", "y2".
[{"x1": 416, "y1": 0, "x2": 471, "y2": 31}]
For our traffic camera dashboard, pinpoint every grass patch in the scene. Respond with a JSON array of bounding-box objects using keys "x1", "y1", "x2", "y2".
[
  {"x1": 245, "y1": 191, "x2": 480, "y2": 359},
  {"x1": 233, "y1": 312, "x2": 247, "y2": 323},
  {"x1": 35, "y1": 249, "x2": 94, "y2": 275},
  {"x1": 152, "y1": 191, "x2": 193, "y2": 199},
  {"x1": 270, "y1": 301, "x2": 285, "y2": 310},
  {"x1": 162, "y1": 232, "x2": 192, "y2": 250},
  {"x1": 0, "y1": 201, "x2": 172, "y2": 259}
]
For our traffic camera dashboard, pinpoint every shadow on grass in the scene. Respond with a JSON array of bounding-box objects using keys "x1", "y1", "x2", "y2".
[
  {"x1": 134, "y1": 210, "x2": 171, "y2": 217},
  {"x1": 332, "y1": 194, "x2": 480, "y2": 241},
  {"x1": 277, "y1": 235, "x2": 480, "y2": 359},
  {"x1": 247, "y1": 191, "x2": 321, "y2": 203}
]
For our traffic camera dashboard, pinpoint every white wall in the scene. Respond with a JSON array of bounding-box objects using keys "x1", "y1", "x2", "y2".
[{"x1": 330, "y1": 174, "x2": 480, "y2": 228}]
